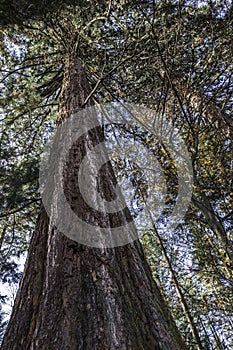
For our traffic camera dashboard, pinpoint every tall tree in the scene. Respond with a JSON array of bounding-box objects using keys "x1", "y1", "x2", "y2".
[
  {"x1": 1, "y1": 3, "x2": 187, "y2": 348},
  {"x1": 1, "y1": 1, "x2": 232, "y2": 348}
]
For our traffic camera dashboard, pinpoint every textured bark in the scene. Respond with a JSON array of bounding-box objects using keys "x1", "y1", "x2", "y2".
[{"x1": 1, "y1": 55, "x2": 187, "y2": 350}]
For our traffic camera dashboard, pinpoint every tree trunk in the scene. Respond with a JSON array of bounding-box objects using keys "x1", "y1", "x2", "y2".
[
  {"x1": 192, "y1": 193, "x2": 233, "y2": 266},
  {"x1": 1, "y1": 55, "x2": 187, "y2": 350}
]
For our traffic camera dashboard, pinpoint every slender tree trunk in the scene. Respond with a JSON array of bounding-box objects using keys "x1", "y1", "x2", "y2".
[
  {"x1": 152, "y1": 225, "x2": 204, "y2": 350},
  {"x1": 192, "y1": 193, "x2": 233, "y2": 267},
  {"x1": 1, "y1": 54, "x2": 187, "y2": 350}
]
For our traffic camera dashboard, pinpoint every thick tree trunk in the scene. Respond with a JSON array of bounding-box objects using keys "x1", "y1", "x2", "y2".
[{"x1": 1, "y1": 55, "x2": 187, "y2": 350}]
